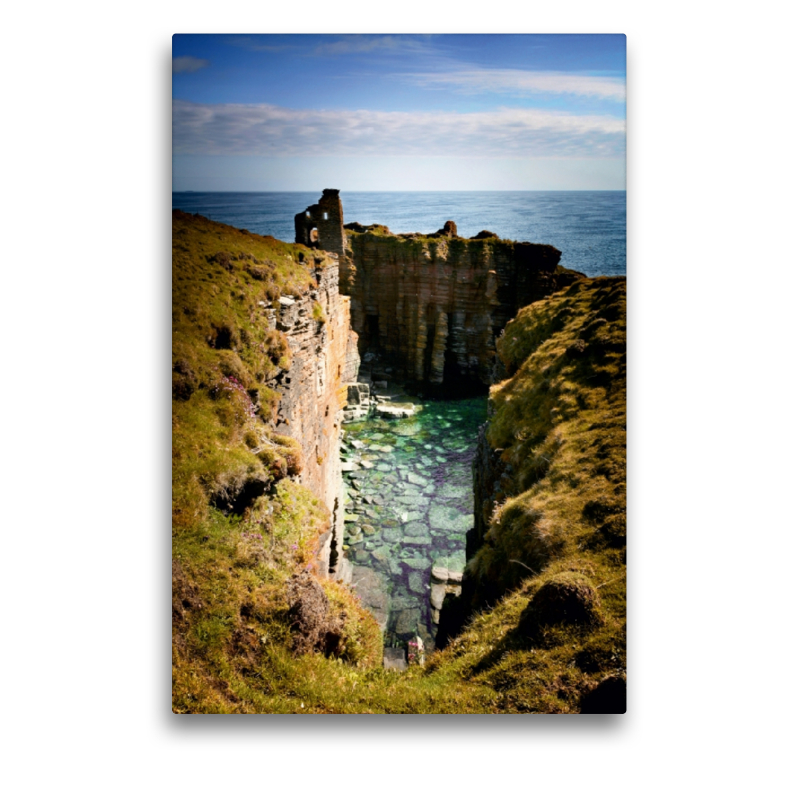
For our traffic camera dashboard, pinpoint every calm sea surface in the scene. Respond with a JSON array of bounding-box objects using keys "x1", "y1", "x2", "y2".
[{"x1": 172, "y1": 191, "x2": 626, "y2": 278}]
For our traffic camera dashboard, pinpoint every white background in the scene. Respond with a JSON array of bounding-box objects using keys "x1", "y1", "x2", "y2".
[{"x1": 1, "y1": 2, "x2": 797, "y2": 798}]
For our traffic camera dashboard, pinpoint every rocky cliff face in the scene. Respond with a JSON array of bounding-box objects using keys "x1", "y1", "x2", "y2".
[
  {"x1": 468, "y1": 416, "x2": 506, "y2": 563},
  {"x1": 268, "y1": 253, "x2": 358, "y2": 579},
  {"x1": 345, "y1": 229, "x2": 578, "y2": 390}
]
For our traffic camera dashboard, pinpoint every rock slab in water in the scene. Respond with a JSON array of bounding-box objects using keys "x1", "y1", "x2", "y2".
[
  {"x1": 376, "y1": 402, "x2": 417, "y2": 419},
  {"x1": 351, "y1": 564, "x2": 390, "y2": 631}
]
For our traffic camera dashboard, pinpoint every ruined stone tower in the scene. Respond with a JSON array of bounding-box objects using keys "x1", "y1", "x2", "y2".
[{"x1": 294, "y1": 189, "x2": 347, "y2": 258}]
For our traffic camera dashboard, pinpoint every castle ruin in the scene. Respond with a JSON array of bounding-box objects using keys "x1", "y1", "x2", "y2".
[{"x1": 294, "y1": 188, "x2": 347, "y2": 258}]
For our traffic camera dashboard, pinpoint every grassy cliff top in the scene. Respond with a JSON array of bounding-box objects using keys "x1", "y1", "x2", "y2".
[{"x1": 172, "y1": 210, "x2": 320, "y2": 529}]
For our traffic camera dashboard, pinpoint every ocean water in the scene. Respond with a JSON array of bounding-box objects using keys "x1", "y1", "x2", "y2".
[{"x1": 172, "y1": 191, "x2": 626, "y2": 277}]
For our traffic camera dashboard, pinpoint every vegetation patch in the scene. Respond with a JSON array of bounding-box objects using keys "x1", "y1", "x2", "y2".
[{"x1": 518, "y1": 571, "x2": 603, "y2": 637}]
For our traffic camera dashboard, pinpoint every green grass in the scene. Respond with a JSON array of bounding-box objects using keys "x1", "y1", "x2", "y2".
[
  {"x1": 172, "y1": 210, "x2": 319, "y2": 526},
  {"x1": 173, "y1": 212, "x2": 626, "y2": 713}
]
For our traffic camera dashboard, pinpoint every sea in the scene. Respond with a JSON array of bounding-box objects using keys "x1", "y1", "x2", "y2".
[{"x1": 172, "y1": 191, "x2": 626, "y2": 278}]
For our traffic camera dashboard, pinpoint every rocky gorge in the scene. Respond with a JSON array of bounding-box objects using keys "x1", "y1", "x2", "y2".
[{"x1": 172, "y1": 191, "x2": 626, "y2": 713}]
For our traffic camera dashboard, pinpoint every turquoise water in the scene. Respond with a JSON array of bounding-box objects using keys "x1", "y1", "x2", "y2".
[
  {"x1": 341, "y1": 396, "x2": 487, "y2": 646},
  {"x1": 172, "y1": 191, "x2": 626, "y2": 277}
]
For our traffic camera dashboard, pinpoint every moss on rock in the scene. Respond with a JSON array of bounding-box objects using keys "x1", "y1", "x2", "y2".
[{"x1": 518, "y1": 571, "x2": 602, "y2": 635}]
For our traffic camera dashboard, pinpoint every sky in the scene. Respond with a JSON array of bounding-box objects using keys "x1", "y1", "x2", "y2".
[{"x1": 172, "y1": 34, "x2": 626, "y2": 191}]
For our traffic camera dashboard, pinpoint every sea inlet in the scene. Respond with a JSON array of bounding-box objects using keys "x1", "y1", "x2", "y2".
[{"x1": 340, "y1": 393, "x2": 487, "y2": 652}]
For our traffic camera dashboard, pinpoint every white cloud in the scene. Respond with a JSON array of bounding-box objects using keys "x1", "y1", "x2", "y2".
[
  {"x1": 409, "y1": 68, "x2": 626, "y2": 102},
  {"x1": 172, "y1": 56, "x2": 210, "y2": 74},
  {"x1": 173, "y1": 100, "x2": 625, "y2": 159},
  {"x1": 225, "y1": 36, "x2": 293, "y2": 53},
  {"x1": 313, "y1": 35, "x2": 428, "y2": 56}
]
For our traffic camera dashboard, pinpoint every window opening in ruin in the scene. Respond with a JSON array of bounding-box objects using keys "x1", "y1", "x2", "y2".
[
  {"x1": 323, "y1": 212, "x2": 329, "y2": 220},
  {"x1": 305, "y1": 211, "x2": 311, "y2": 218},
  {"x1": 309, "y1": 227, "x2": 319, "y2": 243}
]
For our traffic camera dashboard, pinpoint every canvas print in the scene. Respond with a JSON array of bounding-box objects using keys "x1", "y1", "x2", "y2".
[{"x1": 172, "y1": 34, "x2": 626, "y2": 713}]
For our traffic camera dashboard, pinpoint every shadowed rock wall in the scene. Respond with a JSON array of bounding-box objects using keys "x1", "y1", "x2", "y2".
[
  {"x1": 346, "y1": 230, "x2": 574, "y2": 388},
  {"x1": 267, "y1": 252, "x2": 357, "y2": 579}
]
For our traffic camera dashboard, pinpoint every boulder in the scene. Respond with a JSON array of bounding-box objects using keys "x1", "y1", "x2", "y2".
[{"x1": 518, "y1": 572, "x2": 602, "y2": 637}]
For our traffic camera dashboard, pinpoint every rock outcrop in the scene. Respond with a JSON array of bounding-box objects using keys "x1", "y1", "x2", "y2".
[
  {"x1": 266, "y1": 251, "x2": 357, "y2": 579},
  {"x1": 345, "y1": 225, "x2": 580, "y2": 390},
  {"x1": 429, "y1": 566, "x2": 463, "y2": 626},
  {"x1": 295, "y1": 190, "x2": 584, "y2": 393}
]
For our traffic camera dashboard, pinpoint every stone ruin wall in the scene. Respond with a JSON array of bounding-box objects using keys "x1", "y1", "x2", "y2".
[{"x1": 294, "y1": 189, "x2": 347, "y2": 259}]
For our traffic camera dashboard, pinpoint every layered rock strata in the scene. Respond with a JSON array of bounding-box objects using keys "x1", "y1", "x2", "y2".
[
  {"x1": 346, "y1": 229, "x2": 578, "y2": 389},
  {"x1": 468, "y1": 416, "x2": 508, "y2": 561},
  {"x1": 267, "y1": 252, "x2": 357, "y2": 580},
  {"x1": 296, "y1": 190, "x2": 583, "y2": 392}
]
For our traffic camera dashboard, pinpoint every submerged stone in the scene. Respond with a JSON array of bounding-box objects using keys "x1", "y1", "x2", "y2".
[
  {"x1": 403, "y1": 522, "x2": 429, "y2": 538},
  {"x1": 395, "y1": 607, "x2": 421, "y2": 635},
  {"x1": 401, "y1": 557, "x2": 429, "y2": 570},
  {"x1": 408, "y1": 571, "x2": 427, "y2": 595},
  {"x1": 340, "y1": 395, "x2": 486, "y2": 643},
  {"x1": 392, "y1": 593, "x2": 418, "y2": 610},
  {"x1": 429, "y1": 505, "x2": 473, "y2": 532},
  {"x1": 437, "y1": 485, "x2": 468, "y2": 499},
  {"x1": 351, "y1": 564, "x2": 390, "y2": 631}
]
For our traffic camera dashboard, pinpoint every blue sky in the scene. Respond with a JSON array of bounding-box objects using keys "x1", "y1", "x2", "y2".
[{"x1": 173, "y1": 34, "x2": 626, "y2": 191}]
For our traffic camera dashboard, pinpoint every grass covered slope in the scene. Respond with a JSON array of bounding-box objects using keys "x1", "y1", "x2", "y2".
[
  {"x1": 428, "y1": 276, "x2": 627, "y2": 712},
  {"x1": 172, "y1": 212, "x2": 384, "y2": 712},
  {"x1": 471, "y1": 276, "x2": 626, "y2": 596},
  {"x1": 172, "y1": 210, "x2": 318, "y2": 528}
]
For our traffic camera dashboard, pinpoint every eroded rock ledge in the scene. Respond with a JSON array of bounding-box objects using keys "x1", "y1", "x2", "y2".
[
  {"x1": 265, "y1": 250, "x2": 359, "y2": 580},
  {"x1": 296, "y1": 190, "x2": 584, "y2": 392}
]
